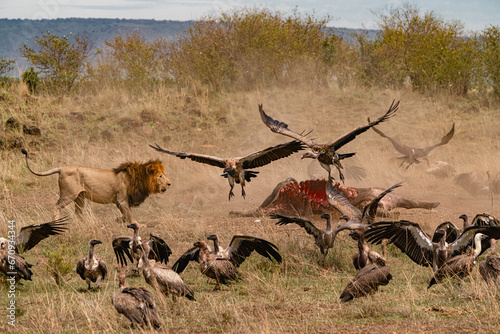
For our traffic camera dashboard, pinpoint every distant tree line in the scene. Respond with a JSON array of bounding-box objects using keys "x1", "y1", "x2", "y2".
[{"x1": 1, "y1": 5, "x2": 499, "y2": 97}]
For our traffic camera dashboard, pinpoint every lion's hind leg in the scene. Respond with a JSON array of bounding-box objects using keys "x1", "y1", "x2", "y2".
[{"x1": 74, "y1": 192, "x2": 86, "y2": 216}]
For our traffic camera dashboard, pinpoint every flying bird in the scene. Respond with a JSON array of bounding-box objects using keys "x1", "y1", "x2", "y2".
[
  {"x1": 150, "y1": 140, "x2": 305, "y2": 200},
  {"x1": 112, "y1": 223, "x2": 171, "y2": 273},
  {"x1": 76, "y1": 239, "x2": 108, "y2": 290},
  {"x1": 371, "y1": 122, "x2": 455, "y2": 170},
  {"x1": 258, "y1": 100, "x2": 399, "y2": 182}
]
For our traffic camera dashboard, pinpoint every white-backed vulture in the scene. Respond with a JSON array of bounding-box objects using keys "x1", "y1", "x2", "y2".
[
  {"x1": 349, "y1": 230, "x2": 387, "y2": 270},
  {"x1": 172, "y1": 234, "x2": 282, "y2": 287},
  {"x1": 340, "y1": 263, "x2": 392, "y2": 303},
  {"x1": 150, "y1": 140, "x2": 305, "y2": 200},
  {"x1": 479, "y1": 239, "x2": 500, "y2": 285},
  {"x1": 76, "y1": 239, "x2": 107, "y2": 290},
  {"x1": 428, "y1": 233, "x2": 487, "y2": 288},
  {"x1": 259, "y1": 100, "x2": 399, "y2": 182},
  {"x1": 371, "y1": 122, "x2": 455, "y2": 170},
  {"x1": 112, "y1": 223, "x2": 171, "y2": 273},
  {"x1": 365, "y1": 221, "x2": 500, "y2": 272},
  {"x1": 112, "y1": 272, "x2": 161, "y2": 330},
  {"x1": 271, "y1": 213, "x2": 338, "y2": 265},
  {"x1": 140, "y1": 243, "x2": 195, "y2": 301}
]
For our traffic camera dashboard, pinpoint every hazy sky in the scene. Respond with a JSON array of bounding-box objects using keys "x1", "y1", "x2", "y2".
[{"x1": 2, "y1": 0, "x2": 498, "y2": 31}]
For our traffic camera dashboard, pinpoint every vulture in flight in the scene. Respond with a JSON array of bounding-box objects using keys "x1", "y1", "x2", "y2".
[
  {"x1": 371, "y1": 122, "x2": 455, "y2": 170},
  {"x1": 364, "y1": 220, "x2": 500, "y2": 272},
  {"x1": 172, "y1": 234, "x2": 282, "y2": 287},
  {"x1": 112, "y1": 223, "x2": 171, "y2": 273},
  {"x1": 150, "y1": 140, "x2": 305, "y2": 200},
  {"x1": 76, "y1": 239, "x2": 108, "y2": 290},
  {"x1": 258, "y1": 100, "x2": 399, "y2": 182},
  {"x1": 0, "y1": 217, "x2": 69, "y2": 283}
]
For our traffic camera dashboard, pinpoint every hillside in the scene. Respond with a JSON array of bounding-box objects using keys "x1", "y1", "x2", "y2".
[{"x1": 0, "y1": 18, "x2": 378, "y2": 75}]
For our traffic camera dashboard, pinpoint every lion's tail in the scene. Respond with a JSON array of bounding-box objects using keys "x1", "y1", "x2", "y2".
[{"x1": 21, "y1": 149, "x2": 61, "y2": 176}]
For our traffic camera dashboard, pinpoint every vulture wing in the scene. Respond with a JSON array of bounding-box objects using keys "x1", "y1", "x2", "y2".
[
  {"x1": 327, "y1": 100, "x2": 399, "y2": 150},
  {"x1": 259, "y1": 104, "x2": 316, "y2": 147},
  {"x1": 171, "y1": 246, "x2": 200, "y2": 274},
  {"x1": 271, "y1": 214, "x2": 322, "y2": 240},
  {"x1": 149, "y1": 144, "x2": 227, "y2": 168},
  {"x1": 15, "y1": 217, "x2": 69, "y2": 253},
  {"x1": 364, "y1": 220, "x2": 435, "y2": 267},
  {"x1": 241, "y1": 140, "x2": 305, "y2": 169},
  {"x1": 112, "y1": 237, "x2": 134, "y2": 266},
  {"x1": 147, "y1": 233, "x2": 172, "y2": 264},
  {"x1": 226, "y1": 235, "x2": 282, "y2": 267}
]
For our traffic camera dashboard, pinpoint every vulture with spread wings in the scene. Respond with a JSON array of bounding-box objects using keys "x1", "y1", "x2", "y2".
[
  {"x1": 172, "y1": 234, "x2": 282, "y2": 286},
  {"x1": 364, "y1": 220, "x2": 500, "y2": 272},
  {"x1": 150, "y1": 140, "x2": 305, "y2": 200},
  {"x1": 371, "y1": 122, "x2": 455, "y2": 170},
  {"x1": 112, "y1": 223, "x2": 171, "y2": 272},
  {"x1": 258, "y1": 100, "x2": 399, "y2": 182}
]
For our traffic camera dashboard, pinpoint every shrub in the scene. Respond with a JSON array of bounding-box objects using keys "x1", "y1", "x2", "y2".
[
  {"x1": 361, "y1": 3, "x2": 478, "y2": 95},
  {"x1": 43, "y1": 243, "x2": 74, "y2": 286},
  {"x1": 90, "y1": 30, "x2": 169, "y2": 90},
  {"x1": 168, "y1": 7, "x2": 350, "y2": 91},
  {"x1": 479, "y1": 25, "x2": 500, "y2": 96},
  {"x1": 20, "y1": 31, "x2": 92, "y2": 93},
  {"x1": 22, "y1": 67, "x2": 39, "y2": 94}
]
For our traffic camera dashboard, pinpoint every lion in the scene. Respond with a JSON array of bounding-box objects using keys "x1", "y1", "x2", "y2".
[{"x1": 21, "y1": 149, "x2": 171, "y2": 223}]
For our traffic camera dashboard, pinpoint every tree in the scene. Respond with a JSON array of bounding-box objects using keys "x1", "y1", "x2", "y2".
[
  {"x1": 0, "y1": 58, "x2": 15, "y2": 77},
  {"x1": 480, "y1": 25, "x2": 500, "y2": 96},
  {"x1": 20, "y1": 31, "x2": 92, "y2": 92}
]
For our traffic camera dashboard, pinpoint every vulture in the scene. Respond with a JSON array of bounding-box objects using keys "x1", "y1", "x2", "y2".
[
  {"x1": 76, "y1": 239, "x2": 108, "y2": 290},
  {"x1": 364, "y1": 221, "x2": 500, "y2": 272},
  {"x1": 258, "y1": 100, "x2": 399, "y2": 182},
  {"x1": 149, "y1": 140, "x2": 305, "y2": 200},
  {"x1": 428, "y1": 233, "x2": 487, "y2": 289},
  {"x1": 454, "y1": 171, "x2": 500, "y2": 205},
  {"x1": 339, "y1": 263, "x2": 392, "y2": 303},
  {"x1": 478, "y1": 239, "x2": 500, "y2": 285},
  {"x1": 0, "y1": 217, "x2": 68, "y2": 283},
  {"x1": 112, "y1": 272, "x2": 161, "y2": 330},
  {"x1": 0, "y1": 239, "x2": 33, "y2": 283},
  {"x1": 172, "y1": 234, "x2": 282, "y2": 287},
  {"x1": 271, "y1": 213, "x2": 339, "y2": 265},
  {"x1": 326, "y1": 178, "x2": 402, "y2": 232},
  {"x1": 349, "y1": 230, "x2": 387, "y2": 270},
  {"x1": 112, "y1": 223, "x2": 171, "y2": 273},
  {"x1": 140, "y1": 243, "x2": 195, "y2": 301},
  {"x1": 0, "y1": 217, "x2": 69, "y2": 254},
  {"x1": 370, "y1": 122, "x2": 455, "y2": 170}
]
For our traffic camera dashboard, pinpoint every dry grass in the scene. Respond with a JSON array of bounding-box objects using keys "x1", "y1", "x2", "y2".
[{"x1": 1, "y1": 81, "x2": 500, "y2": 333}]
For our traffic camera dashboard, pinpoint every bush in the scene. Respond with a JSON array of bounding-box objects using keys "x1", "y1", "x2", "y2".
[
  {"x1": 20, "y1": 31, "x2": 92, "y2": 93},
  {"x1": 479, "y1": 25, "x2": 500, "y2": 96},
  {"x1": 360, "y1": 3, "x2": 478, "y2": 95},
  {"x1": 22, "y1": 67, "x2": 39, "y2": 94},
  {"x1": 168, "y1": 7, "x2": 350, "y2": 91},
  {"x1": 90, "y1": 30, "x2": 170, "y2": 90}
]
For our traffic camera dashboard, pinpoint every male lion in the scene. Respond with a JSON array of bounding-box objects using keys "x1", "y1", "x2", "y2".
[{"x1": 22, "y1": 149, "x2": 171, "y2": 223}]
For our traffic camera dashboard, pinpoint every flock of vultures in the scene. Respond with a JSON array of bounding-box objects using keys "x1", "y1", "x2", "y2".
[{"x1": 2, "y1": 100, "x2": 500, "y2": 330}]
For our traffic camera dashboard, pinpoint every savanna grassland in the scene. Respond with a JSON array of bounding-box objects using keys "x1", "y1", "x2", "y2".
[{"x1": 1, "y1": 80, "x2": 500, "y2": 334}]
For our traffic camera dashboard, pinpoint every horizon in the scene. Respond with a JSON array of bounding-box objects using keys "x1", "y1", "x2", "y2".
[{"x1": 1, "y1": 1, "x2": 499, "y2": 32}]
